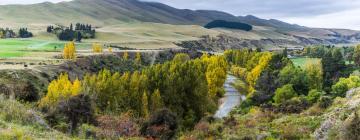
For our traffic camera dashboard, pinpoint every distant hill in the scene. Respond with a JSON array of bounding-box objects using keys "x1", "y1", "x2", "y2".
[
  {"x1": 0, "y1": 0, "x2": 240, "y2": 26},
  {"x1": 0, "y1": 0, "x2": 358, "y2": 46},
  {"x1": 204, "y1": 20, "x2": 253, "y2": 31}
]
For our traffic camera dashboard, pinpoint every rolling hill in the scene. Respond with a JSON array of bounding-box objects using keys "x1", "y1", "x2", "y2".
[{"x1": 0, "y1": 0, "x2": 358, "y2": 49}]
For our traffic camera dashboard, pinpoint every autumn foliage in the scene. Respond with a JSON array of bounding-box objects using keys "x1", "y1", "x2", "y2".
[
  {"x1": 63, "y1": 41, "x2": 76, "y2": 59},
  {"x1": 92, "y1": 43, "x2": 103, "y2": 53},
  {"x1": 39, "y1": 73, "x2": 81, "y2": 108}
]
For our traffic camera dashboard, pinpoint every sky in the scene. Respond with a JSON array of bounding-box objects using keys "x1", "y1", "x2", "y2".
[{"x1": 1, "y1": 0, "x2": 359, "y2": 30}]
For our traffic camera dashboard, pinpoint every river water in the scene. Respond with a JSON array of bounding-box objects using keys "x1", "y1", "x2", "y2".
[{"x1": 214, "y1": 75, "x2": 246, "y2": 118}]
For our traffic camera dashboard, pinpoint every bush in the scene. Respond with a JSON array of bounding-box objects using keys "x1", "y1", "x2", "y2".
[
  {"x1": 342, "y1": 112, "x2": 360, "y2": 139},
  {"x1": 96, "y1": 113, "x2": 139, "y2": 139},
  {"x1": 45, "y1": 94, "x2": 95, "y2": 134},
  {"x1": 273, "y1": 84, "x2": 297, "y2": 104},
  {"x1": 318, "y1": 96, "x2": 332, "y2": 109},
  {"x1": 331, "y1": 76, "x2": 360, "y2": 97},
  {"x1": 141, "y1": 109, "x2": 178, "y2": 139},
  {"x1": 276, "y1": 96, "x2": 309, "y2": 113},
  {"x1": 307, "y1": 89, "x2": 324, "y2": 104},
  {"x1": 78, "y1": 124, "x2": 98, "y2": 139}
]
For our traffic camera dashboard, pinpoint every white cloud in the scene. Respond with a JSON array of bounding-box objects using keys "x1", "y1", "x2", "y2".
[{"x1": 282, "y1": 8, "x2": 360, "y2": 30}]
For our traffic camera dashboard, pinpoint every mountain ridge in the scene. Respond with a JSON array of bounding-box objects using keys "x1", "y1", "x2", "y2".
[{"x1": 0, "y1": 0, "x2": 358, "y2": 46}]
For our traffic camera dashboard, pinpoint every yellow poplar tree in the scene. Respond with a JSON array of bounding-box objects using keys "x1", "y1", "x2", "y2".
[
  {"x1": 205, "y1": 56, "x2": 227, "y2": 99},
  {"x1": 123, "y1": 51, "x2": 129, "y2": 60},
  {"x1": 92, "y1": 43, "x2": 103, "y2": 53},
  {"x1": 150, "y1": 89, "x2": 163, "y2": 111},
  {"x1": 135, "y1": 52, "x2": 141, "y2": 64},
  {"x1": 63, "y1": 41, "x2": 76, "y2": 60},
  {"x1": 246, "y1": 52, "x2": 272, "y2": 93},
  {"x1": 39, "y1": 73, "x2": 82, "y2": 108},
  {"x1": 142, "y1": 92, "x2": 149, "y2": 118}
]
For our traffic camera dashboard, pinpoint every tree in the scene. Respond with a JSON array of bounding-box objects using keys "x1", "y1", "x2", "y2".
[
  {"x1": 123, "y1": 52, "x2": 129, "y2": 60},
  {"x1": 273, "y1": 84, "x2": 297, "y2": 104},
  {"x1": 278, "y1": 65, "x2": 309, "y2": 95},
  {"x1": 135, "y1": 52, "x2": 142, "y2": 64},
  {"x1": 150, "y1": 89, "x2": 163, "y2": 112},
  {"x1": 39, "y1": 73, "x2": 82, "y2": 108},
  {"x1": 305, "y1": 59, "x2": 323, "y2": 90},
  {"x1": 331, "y1": 76, "x2": 360, "y2": 97},
  {"x1": 354, "y1": 44, "x2": 360, "y2": 66},
  {"x1": 50, "y1": 94, "x2": 94, "y2": 134},
  {"x1": 76, "y1": 31, "x2": 82, "y2": 42},
  {"x1": 92, "y1": 43, "x2": 103, "y2": 53},
  {"x1": 322, "y1": 48, "x2": 346, "y2": 90},
  {"x1": 307, "y1": 89, "x2": 324, "y2": 104},
  {"x1": 63, "y1": 41, "x2": 76, "y2": 60},
  {"x1": 246, "y1": 52, "x2": 272, "y2": 93},
  {"x1": 141, "y1": 109, "x2": 178, "y2": 139},
  {"x1": 70, "y1": 23, "x2": 73, "y2": 31},
  {"x1": 173, "y1": 53, "x2": 190, "y2": 63},
  {"x1": 205, "y1": 56, "x2": 227, "y2": 99},
  {"x1": 142, "y1": 92, "x2": 149, "y2": 118}
]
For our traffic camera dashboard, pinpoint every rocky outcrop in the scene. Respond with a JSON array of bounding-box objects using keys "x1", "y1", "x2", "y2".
[
  {"x1": 314, "y1": 88, "x2": 360, "y2": 140},
  {"x1": 176, "y1": 34, "x2": 360, "y2": 52}
]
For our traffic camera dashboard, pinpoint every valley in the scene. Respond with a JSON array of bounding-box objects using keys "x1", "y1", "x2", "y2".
[{"x1": 0, "y1": 0, "x2": 360, "y2": 139}]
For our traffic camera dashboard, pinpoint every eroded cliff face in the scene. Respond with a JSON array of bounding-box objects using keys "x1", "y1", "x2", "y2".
[{"x1": 176, "y1": 34, "x2": 359, "y2": 52}]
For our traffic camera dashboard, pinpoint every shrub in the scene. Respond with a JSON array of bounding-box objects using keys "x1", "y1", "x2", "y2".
[
  {"x1": 342, "y1": 112, "x2": 360, "y2": 139},
  {"x1": 96, "y1": 113, "x2": 140, "y2": 138},
  {"x1": 318, "y1": 96, "x2": 332, "y2": 109},
  {"x1": 307, "y1": 89, "x2": 324, "y2": 104},
  {"x1": 78, "y1": 124, "x2": 98, "y2": 139},
  {"x1": 276, "y1": 96, "x2": 309, "y2": 113},
  {"x1": 46, "y1": 94, "x2": 95, "y2": 134},
  {"x1": 141, "y1": 109, "x2": 178, "y2": 139},
  {"x1": 331, "y1": 76, "x2": 360, "y2": 97},
  {"x1": 273, "y1": 84, "x2": 297, "y2": 104}
]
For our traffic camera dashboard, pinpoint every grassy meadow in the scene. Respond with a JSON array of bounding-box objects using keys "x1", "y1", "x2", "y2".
[
  {"x1": 0, "y1": 39, "x2": 91, "y2": 58},
  {"x1": 291, "y1": 57, "x2": 321, "y2": 68}
]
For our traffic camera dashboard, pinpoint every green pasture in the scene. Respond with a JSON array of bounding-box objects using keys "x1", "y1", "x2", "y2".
[
  {"x1": 291, "y1": 57, "x2": 321, "y2": 68},
  {"x1": 0, "y1": 39, "x2": 91, "y2": 58}
]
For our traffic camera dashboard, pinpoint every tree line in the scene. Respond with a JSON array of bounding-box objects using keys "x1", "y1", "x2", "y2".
[
  {"x1": 0, "y1": 28, "x2": 33, "y2": 38},
  {"x1": 47, "y1": 23, "x2": 96, "y2": 41},
  {"x1": 226, "y1": 46, "x2": 360, "y2": 114},
  {"x1": 225, "y1": 49, "x2": 330, "y2": 113}
]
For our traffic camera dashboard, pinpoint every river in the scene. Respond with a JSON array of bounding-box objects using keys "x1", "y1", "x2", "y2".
[{"x1": 214, "y1": 75, "x2": 246, "y2": 118}]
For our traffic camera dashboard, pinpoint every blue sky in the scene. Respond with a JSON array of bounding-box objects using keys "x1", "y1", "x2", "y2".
[{"x1": 1, "y1": 0, "x2": 360, "y2": 30}]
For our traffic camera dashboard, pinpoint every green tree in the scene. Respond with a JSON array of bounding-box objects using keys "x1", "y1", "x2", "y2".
[
  {"x1": 123, "y1": 51, "x2": 129, "y2": 60},
  {"x1": 273, "y1": 84, "x2": 297, "y2": 104},
  {"x1": 135, "y1": 52, "x2": 142, "y2": 64},
  {"x1": 150, "y1": 89, "x2": 163, "y2": 112},
  {"x1": 305, "y1": 59, "x2": 323, "y2": 90},
  {"x1": 307, "y1": 89, "x2": 324, "y2": 104},
  {"x1": 142, "y1": 92, "x2": 149, "y2": 118},
  {"x1": 354, "y1": 44, "x2": 360, "y2": 66}
]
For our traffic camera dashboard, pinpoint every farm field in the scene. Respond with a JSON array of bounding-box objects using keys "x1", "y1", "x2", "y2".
[
  {"x1": 291, "y1": 57, "x2": 321, "y2": 68},
  {"x1": 0, "y1": 39, "x2": 92, "y2": 58}
]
